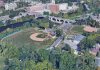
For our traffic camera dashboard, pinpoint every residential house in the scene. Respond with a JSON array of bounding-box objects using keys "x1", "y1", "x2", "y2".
[
  {"x1": 90, "y1": 43, "x2": 100, "y2": 56},
  {"x1": 95, "y1": 50, "x2": 100, "y2": 70},
  {"x1": 91, "y1": 14, "x2": 100, "y2": 23}
]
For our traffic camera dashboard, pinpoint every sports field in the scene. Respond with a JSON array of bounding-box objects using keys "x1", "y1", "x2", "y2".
[{"x1": 1, "y1": 28, "x2": 55, "y2": 49}]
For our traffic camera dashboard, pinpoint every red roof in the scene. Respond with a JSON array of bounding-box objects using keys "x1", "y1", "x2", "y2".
[
  {"x1": 49, "y1": 4, "x2": 59, "y2": 14},
  {"x1": 0, "y1": 0, "x2": 4, "y2": 7},
  {"x1": 83, "y1": 26, "x2": 97, "y2": 32}
]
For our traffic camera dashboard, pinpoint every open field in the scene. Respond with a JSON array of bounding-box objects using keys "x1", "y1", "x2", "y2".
[
  {"x1": 71, "y1": 25, "x2": 84, "y2": 34},
  {"x1": 1, "y1": 28, "x2": 55, "y2": 49},
  {"x1": 0, "y1": 55, "x2": 5, "y2": 70}
]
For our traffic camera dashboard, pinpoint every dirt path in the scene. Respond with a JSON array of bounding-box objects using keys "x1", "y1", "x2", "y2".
[{"x1": 30, "y1": 33, "x2": 45, "y2": 42}]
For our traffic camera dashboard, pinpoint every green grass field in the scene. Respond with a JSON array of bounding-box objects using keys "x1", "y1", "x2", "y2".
[
  {"x1": 0, "y1": 55, "x2": 5, "y2": 70},
  {"x1": 71, "y1": 25, "x2": 84, "y2": 34},
  {"x1": 1, "y1": 28, "x2": 55, "y2": 49}
]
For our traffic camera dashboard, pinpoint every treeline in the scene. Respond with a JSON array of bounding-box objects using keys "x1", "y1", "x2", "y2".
[{"x1": 0, "y1": 44, "x2": 96, "y2": 70}]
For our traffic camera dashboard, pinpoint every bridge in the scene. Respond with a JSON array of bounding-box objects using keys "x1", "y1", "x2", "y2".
[{"x1": 49, "y1": 16, "x2": 76, "y2": 24}]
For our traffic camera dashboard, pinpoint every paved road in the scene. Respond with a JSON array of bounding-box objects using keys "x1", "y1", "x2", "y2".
[{"x1": 47, "y1": 35, "x2": 64, "y2": 50}]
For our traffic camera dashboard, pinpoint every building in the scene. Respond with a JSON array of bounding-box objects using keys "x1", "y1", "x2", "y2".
[
  {"x1": 48, "y1": 4, "x2": 59, "y2": 14},
  {"x1": 5, "y1": 3, "x2": 17, "y2": 10},
  {"x1": 90, "y1": 43, "x2": 100, "y2": 56},
  {"x1": 59, "y1": 3, "x2": 68, "y2": 11},
  {"x1": 64, "y1": 34, "x2": 85, "y2": 54},
  {"x1": 0, "y1": 0, "x2": 4, "y2": 7},
  {"x1": 15, "y1": 0, "x2": 32, "y2": 3},
  {"x1": 91, "y1": 14, "x2": 100, "y2": 23},
  {"x1": 67, "y1": 4, "x2": 79, "y2": 13},
  {"x1": 26, "y1": 3, "x2": 46, "y2": 15},
  {"x1": 83, "y1": 26, "x2": 97, "y2": 32},
  {"x1": 0, "y1": 15, "x2": 10, "y2": 21},
  {"x1": 95, "y1": 50, "x2": 100, "y2": 70}
]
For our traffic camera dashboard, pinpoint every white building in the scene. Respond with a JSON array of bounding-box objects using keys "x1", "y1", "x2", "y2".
[
  {"x1": 59, "y1": 3, "x2": 68, "y2": 11},
  {"x1": 5, "y1": 3, "x2": 17, "y2": 10},
  {"x1": 67, "y1": 4, "x2": 79, "y2": 13}
]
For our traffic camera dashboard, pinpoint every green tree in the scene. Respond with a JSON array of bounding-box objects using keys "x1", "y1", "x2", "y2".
[{"x1": 35, "y1": 60, "x2": 53, "y2": 70}]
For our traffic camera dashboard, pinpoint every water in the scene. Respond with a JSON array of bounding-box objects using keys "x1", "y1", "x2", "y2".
[{"x1": 0, "y1": 19, "x2": 33, "y2": 32}]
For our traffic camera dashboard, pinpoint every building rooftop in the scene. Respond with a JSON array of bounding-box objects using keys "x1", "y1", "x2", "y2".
[
  {"x1": 83, "y1": 26, "x2": 97, "y2": 32},
  {"x1": 48, "y1": 4, "x2": 59, "y2": 14},
  {"x1": 73, "y1": 34, "x2": 85, "y2": 42}
]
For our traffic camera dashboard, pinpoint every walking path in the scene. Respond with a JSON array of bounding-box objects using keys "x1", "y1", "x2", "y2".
[
  {"x1": 47, "y1": 35, "x2": 64, "y2": 50},
  {"x1": 1, "y1": 30, "x2": 22, "y2": 41}
]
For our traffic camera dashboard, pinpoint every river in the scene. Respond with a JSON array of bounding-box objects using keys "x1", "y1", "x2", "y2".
[{"x1": 0, "y1": 19, "x2": 33, "y2": 33}]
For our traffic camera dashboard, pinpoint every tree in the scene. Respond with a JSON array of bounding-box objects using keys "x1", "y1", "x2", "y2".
[
  {"x1": 78, "y1": 37, "x2": 96, "y2": 51},
  {"x1": 76, "y1": 52, "x2": 96, "y2": 70},
  {"x1": 55, "y1": 29, "x2": 63, "y2": 37},
  {"x1": 38, "y1": 18, "x2": 49, "y2": 30},
  {"x1": 60, "y1": 51, "x2": 76, "y2": 70},
  {"x1": 35, "y1": 60, "x2": 53, "y2": 70},
  {"x1": 24, "y1": 60, "x2": 36, "y2": 70},
  {"x1": 5, "y1": 58, "x2": 21, "y2": 70},
  {"x1": 62, "y1": 44, "x2": 71, "y2": 52},
  {"x1": 5, "y1": 45, "x2": 20, "y2": 58},
  {"x1": 95, "y1": 36, "x2": 100, "y2": 43},
  {"x1": 38, "y1": 49, "x2": 49, "y2": 61}
]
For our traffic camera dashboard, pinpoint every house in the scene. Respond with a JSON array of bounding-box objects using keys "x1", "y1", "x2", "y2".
[
  {"x1": 64, "y1": 34, "x2": 85, "y2": 54},
  {"x1": 83, "y1": 26, "x2": 97, "y2": 32},
  {"x1": 5, "y1": 3, "x2": 17, "y2": 10},
  {"x1": 91, "y1": 14, "x2": 100, "y2": 23},
  {"x1": 95, "y1": 51, "x2": 100, "y2": 69},
  {"x1": 90, "y1": 43, "x2": 100, "y2": 56}
]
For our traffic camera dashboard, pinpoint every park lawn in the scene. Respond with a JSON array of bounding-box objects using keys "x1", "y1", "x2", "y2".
[
  {"x1": 0, "y1": 55, "x2": 5, "y2": 70},
  {"x1": 88, "y1": 33, "x2": 100, "y2": 40},
  {"x1": 71, "y1": 25, "x2": 84, "y2": 34},
  {"x1": 63, "y1": 13, "x2": 81, "y2": 20},
  {"x1": 1, "y1": 28, "x2": 55, "y2": 49}
]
